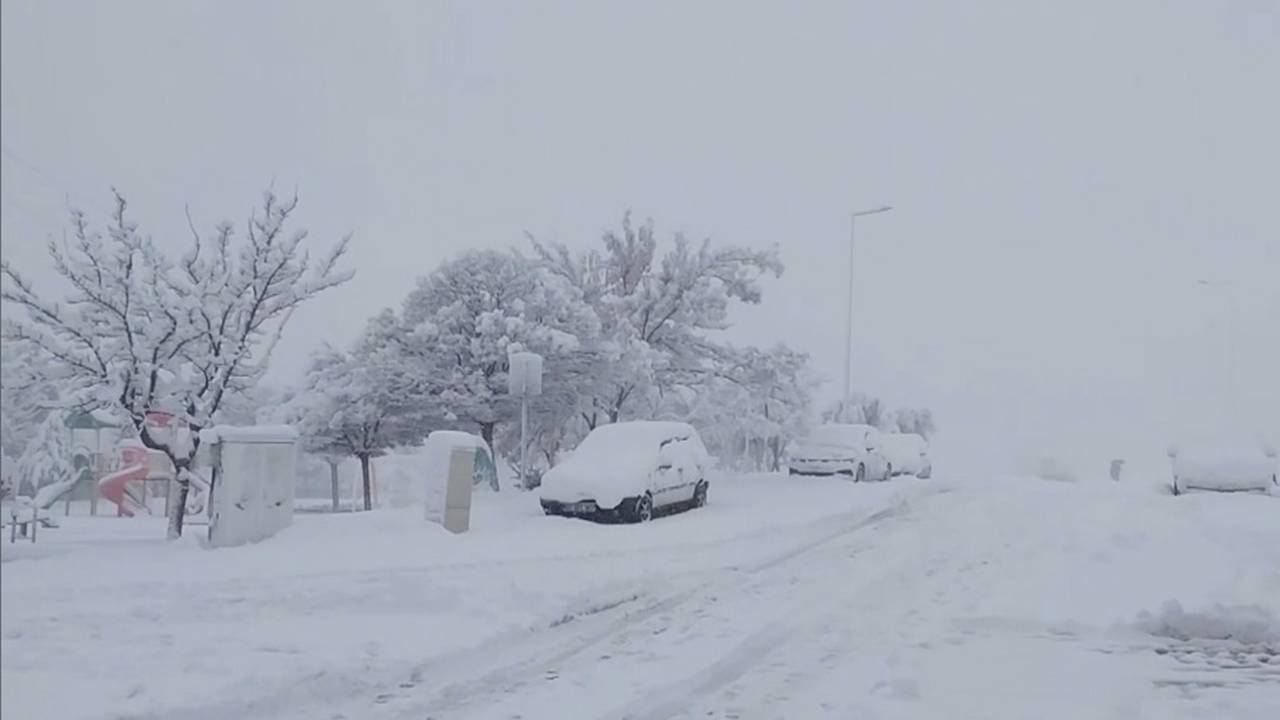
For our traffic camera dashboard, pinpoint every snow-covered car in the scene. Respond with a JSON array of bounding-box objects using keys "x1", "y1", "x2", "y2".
[
  {"x1": 787, "y1": 424, "x2": 892, "y2": 482},
  {"x1": 539, "y1": 421, "x2": 711, "y2": 522},
  {"x1": 881, "y1": 433, "x2": 932, "y2": 478},
  {"x1": 1167, "y1": 436, "x2": 1277, "y2": 496}
]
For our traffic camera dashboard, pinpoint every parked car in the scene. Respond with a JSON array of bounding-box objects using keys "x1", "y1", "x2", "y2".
[
  {"x1": 787, "y1": 424, "x2": 891, "y2": 482},
  {"x1": 539, "y1": 421, "x2": 711, "y2": 522},
  {"x1": 881, "y1": 433, "x2": 932, "y2": 478},
  {"x1": 1167, "y1": 436, "x2": 1277, "y2": 496}
]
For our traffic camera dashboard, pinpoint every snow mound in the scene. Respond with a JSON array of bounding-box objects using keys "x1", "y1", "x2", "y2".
[{"x1": 1135, "y1": 599, "x2": 1280, "y2": 645}]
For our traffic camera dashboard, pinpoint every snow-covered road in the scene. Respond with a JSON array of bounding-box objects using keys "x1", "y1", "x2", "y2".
[{"x1": 3, "y1": 473, "x2": 1278, "y2": 719}]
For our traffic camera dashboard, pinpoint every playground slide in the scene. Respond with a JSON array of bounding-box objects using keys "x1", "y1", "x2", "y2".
[{"x1": 98, "y1": 448, "x2": 150, "y2": 517}]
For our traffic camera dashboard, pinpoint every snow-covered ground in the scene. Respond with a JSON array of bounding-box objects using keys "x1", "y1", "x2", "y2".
[{"x1": 2, "y1": 472, "x2": 1277, "y2": 719}]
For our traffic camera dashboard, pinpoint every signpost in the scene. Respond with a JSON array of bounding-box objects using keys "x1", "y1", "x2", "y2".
[{"x1": 508, "y1": 351, "x2": 544, "y2": 489}]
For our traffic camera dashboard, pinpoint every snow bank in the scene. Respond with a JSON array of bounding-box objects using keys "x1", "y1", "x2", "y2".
[{"x1": 1135, "y1": 599, "x2": 1280, "y2": 645}]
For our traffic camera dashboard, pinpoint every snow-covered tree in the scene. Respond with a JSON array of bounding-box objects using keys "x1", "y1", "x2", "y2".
[
  {"x1": 15, "y1": 411, "x2": 79, "y2": 499},
  {"x1": 530, "y1": 212, "x2": 783, "y2": 426},
  {"x1": 291, "y1": 314, "x2": 428, "y2": 509},
  {"x1": 731, "y1": 345, "x2": 817, "y2": 470},
  {"x1": 656, "y1": 344, "x2": 816, "y2": 471},
  {"x1": 892, "y1": 407, "x2": 937, "y2": 439},
  {"x1": 398, "y1": 250, "x2": 600, "y2": 469},
  {"x1": 1, "y1": 340, "x2": 58, "y2": 467},
  {"x1": 1, "y1": 191, "x2": 352, "y2": 538},
  {"x1": 823, "y1": 393, "x2": 888, "y2": 429}
]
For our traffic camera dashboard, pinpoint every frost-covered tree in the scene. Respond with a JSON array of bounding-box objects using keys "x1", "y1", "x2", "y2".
[
  {"x1": 732, "y1": 345, "x2": 817, "y2": 470},
  {"x1": 15, "y1": 411, "x2": 79, "y2": 500},
  {"x1": 823, "y1": 393, "x2": 888, "y2": 429},
  {"x1": 530, "y1": 212, "x2": 783, "y2": 425},
  {"x1": 892, "y1": 407, "x2": 937, "y2": 439},
  {"x1": 1, "y1": 340, "x2": 58, "y2": 466},
  {"x1": 291, "y1": 314, "x2": 428, "y2": 509},
  {"x1": 398, "y1": 250, "x2": 600, "y2": 464},
  {"x1": 1, "y1": 191, "x2": 351, "y2": 538},
  {"x1": 657, "y1": 344, "x2": 815, "y2": 471}
]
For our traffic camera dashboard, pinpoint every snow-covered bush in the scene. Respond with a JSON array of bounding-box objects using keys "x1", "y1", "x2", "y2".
[{"x1": 1136, "y1": 600, "x2": 1280, "y2": 645}]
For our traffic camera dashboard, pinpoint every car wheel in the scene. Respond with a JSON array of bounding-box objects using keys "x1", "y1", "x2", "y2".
[
  {"x1": 788, "y1": 468, "x2": 799, "y2": 476},
  {"x1": 692, "y1": 481, "x2": 708, "y2": 509},
  {"x1": 918, "y1": 466, "x2": 932, "y2": 479},
  {"x1": 629, "y1": 493, "x2": 653, "y2": 523},
  {"x1": 1171, "y1": 480, "x2": 1181, "y2": 496},
  {"x1": 854, "y1": 464, "x2": 866, "y2": 483}
]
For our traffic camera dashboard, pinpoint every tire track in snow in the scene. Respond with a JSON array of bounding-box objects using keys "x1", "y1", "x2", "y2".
[{"x1": 366, "y1": 491, "x2": 932, "y2": 719}]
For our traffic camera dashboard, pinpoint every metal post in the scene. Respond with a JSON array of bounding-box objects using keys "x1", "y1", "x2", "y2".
[
  {"x1": 843, "y1": 205, "x2": 892, "y2": 402},
  {"x1": 520, "y1": 393, "x2": 529, "y2": 490},
  {"x1": 1227, "y1": 289, "x2": 1238, "y2": 417},
  {"x1": 844, "y1": 213, "x2": 855, "y2": 401}
]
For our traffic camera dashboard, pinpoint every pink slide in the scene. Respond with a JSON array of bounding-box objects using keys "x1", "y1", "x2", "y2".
[{"x1": 98, "y1": 444, "x2": 150, "y2": 517}]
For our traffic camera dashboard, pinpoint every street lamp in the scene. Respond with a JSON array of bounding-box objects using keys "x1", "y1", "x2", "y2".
[{"x1": 844, "y1": 204, "x2": 893, "y2": 400}]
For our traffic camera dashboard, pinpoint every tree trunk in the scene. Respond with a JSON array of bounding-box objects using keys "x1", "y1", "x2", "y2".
[
  {"x1": 478, "y1": 422, "x2": 500, "y2": 491},
  {"x1": 479, "y1": 421, "x2": 496, "y2": 449},
  {"x1": 328, "y1": 459, "x2": 341, "y2": 512},
  {"x1": 167, "y1": 463, "x2": 191, "y2": 540},
  {"x1": 359, "y1": 454, "x2": 372, "y2": 511}
]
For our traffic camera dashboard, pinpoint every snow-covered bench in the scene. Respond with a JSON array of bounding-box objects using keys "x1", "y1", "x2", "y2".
[{"x1": 5, "y1": 500, "x2": 61, "y2": 543}]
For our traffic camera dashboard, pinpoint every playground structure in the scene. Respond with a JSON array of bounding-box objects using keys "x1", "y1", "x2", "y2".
[
  {"x1": 97, "y1": 441, "x2": 152, "y2": 517},
  {"x1": 6, "y1": 412, "x2": 297, "y2": 547},
  {"x1": 5, "y1": 410, "x2": 186, "y2": 521}
]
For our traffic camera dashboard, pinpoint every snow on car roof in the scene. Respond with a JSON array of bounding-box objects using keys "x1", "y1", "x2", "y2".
[
  {"x1": 578, "y1": 421, "x2": 695, "y2": 445},
  {"x1": 1168, "y1": 433, "x2": 1276, "y2": 458},
  {"x1": 809, "y1": 424, "x2": 879, "y2": 444},
  {"x1": 569, "y1": 421, "x2": 696, "y2": 460}
]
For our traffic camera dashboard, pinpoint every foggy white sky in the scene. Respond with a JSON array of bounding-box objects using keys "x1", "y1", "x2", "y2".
[{"x1": 3, "y1": 1, "x2": 1277, "y2": 473}]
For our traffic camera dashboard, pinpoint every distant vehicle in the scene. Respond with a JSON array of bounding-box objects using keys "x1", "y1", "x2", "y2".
[
  {"x1": 787, "y1": 424, "x2": 892, "y2": 482},
  {"x1": 539, "y1": 421, "x2": 711, "y2": 522},
  {"x1": 881, "y1": 433, "x2": 932, "y2": 478},
  {"x1": 1167, "y1": 436, "x2": 1277, "y2": 496}
]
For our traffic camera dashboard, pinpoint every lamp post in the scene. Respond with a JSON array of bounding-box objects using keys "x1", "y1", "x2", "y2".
[
  {"x1": 508, "y1": 351, "x2": 544, "y2": 489},
  {"x1": 844, "y1": 205, "x2": 893, "y2": 400}
]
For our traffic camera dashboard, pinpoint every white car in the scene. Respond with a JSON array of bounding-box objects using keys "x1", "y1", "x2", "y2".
[
  {"x1": 881, "y1": 433, "x2": 932, "y2": 478},
  {"x1": 1168, "y1": 436, "x2": 1278, "y2": 496},
  {"x1": 539, "y1": 421, "x2": 711, "y2": 522},
  {"x1": 787, "y1": 424, "x2": 892, "y2": 482}
]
